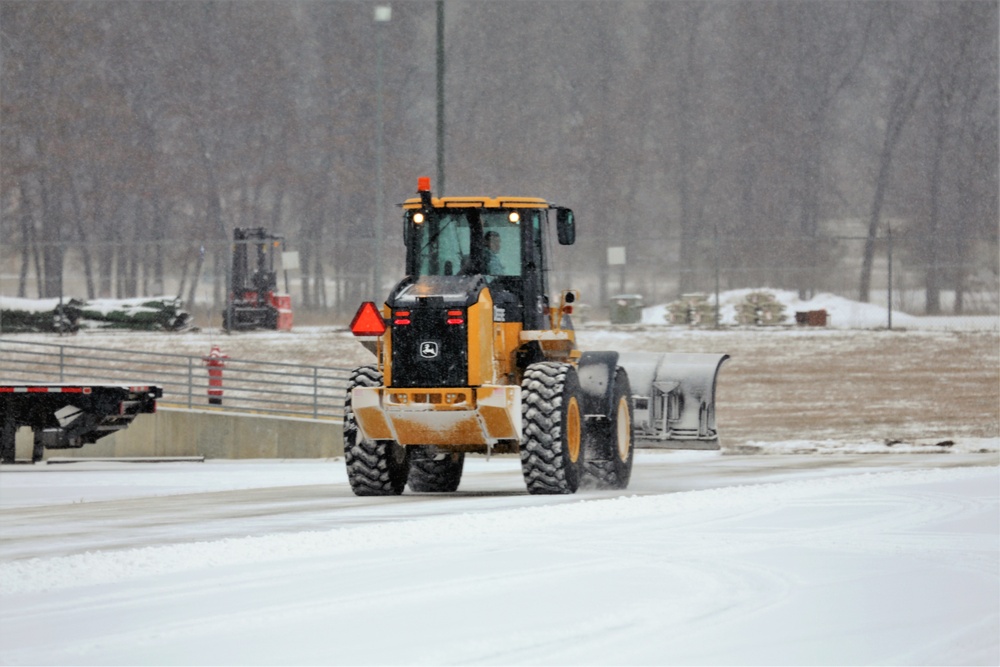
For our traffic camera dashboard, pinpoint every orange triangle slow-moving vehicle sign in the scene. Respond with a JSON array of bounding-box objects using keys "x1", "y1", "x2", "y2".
[{"x1": 350, "y1": 302, "x2": 387, "y2": 336}]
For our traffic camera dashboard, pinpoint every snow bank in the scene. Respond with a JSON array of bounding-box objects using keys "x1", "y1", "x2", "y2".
[{"x1": 642, "y1": 287, "x2": 999, "y2": 330}]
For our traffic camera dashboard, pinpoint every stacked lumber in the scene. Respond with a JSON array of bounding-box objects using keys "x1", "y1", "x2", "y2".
[
  {"x1": 735, "y1": 291, "x2": 787, "y2": 326},
  {"x1": 666, "y1": 293, "x2": 716, "y2": 326}
]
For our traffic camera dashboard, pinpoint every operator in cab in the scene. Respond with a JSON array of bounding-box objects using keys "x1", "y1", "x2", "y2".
[{"x1": 485, "y1": 231, "x2": 505, "y2": 274}]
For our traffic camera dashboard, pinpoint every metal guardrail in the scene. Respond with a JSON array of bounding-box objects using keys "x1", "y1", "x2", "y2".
[{"x1": 0, "y1": 338, "x2": 354, "y2": 420}]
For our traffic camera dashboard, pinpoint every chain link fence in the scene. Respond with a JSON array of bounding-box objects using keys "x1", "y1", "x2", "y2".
[{"x1": 553, "y1": 231, "x2": 998, "y2": 331}]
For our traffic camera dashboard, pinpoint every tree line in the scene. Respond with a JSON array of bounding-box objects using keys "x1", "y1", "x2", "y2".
[{"x1": 2, "y1": 0, "x2": 997, "y2": 316}]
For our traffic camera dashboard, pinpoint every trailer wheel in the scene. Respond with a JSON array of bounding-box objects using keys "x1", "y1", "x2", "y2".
[
  {"x1": 408, "y1": 447, "x2": 465, "y2": 492},
  {"x1": 343, "y1": 365, "x2": 410, "y2": 495},
  {"x1": 520, "y1": 362, "x2": 584, "y2": 494},
  {"x1": 1, "y1": 419, "x2": 15, "y2": 464},
  {"x1": 31, "y1": 436, "x2": 45, "y2": 464},
  {"x1": 583, "y1": 367, "x2": 634, "y2": 489}
]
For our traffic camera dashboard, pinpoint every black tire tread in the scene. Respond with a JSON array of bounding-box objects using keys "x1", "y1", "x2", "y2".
[
  {"x1": 408, "y1": 447, "x2": 465, "y2": 493},
  {"x1": 343, "y1": 365, "x2": 409, "y2": 496},
  {"x1": 519, "y1": 362, "x2": 581, "y2": 494},
  {"x1": 581, "y1": 367, "x2": 634, "y2": 490}
]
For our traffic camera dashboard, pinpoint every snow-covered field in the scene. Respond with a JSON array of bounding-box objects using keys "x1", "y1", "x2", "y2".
[{"x1": 0, "y1": 451, "x2": 997, "y2": 665}]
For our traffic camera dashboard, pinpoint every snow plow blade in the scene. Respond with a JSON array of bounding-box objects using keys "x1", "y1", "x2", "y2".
[
  {"x1": 350, "y1": 385, "x2": 522, "y2": 447},
  {"x1": 617, "y1": 352, "x2": 729, "y2": 450}
]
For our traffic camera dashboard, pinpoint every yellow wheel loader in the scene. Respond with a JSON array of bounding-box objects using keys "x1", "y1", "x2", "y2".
[{"x1": 345, "y1": 178, "x2": 728, "y2": 495}]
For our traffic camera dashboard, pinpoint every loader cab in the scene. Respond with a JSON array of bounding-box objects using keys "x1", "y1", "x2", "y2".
[{"x1": 402, "y1": 194, "x2": 573, "y2": 331}]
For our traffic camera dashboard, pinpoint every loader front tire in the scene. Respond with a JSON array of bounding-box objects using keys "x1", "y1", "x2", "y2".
[
  {"x1": 408, "y1": 447, "x2": 465, "y2": 492},
  {"x1": 343, "y1": 365, "x2": 410, "y2": 496},
  {"x1": 583, "y1": 367, "x2": 634, "y2": 490},
  {"x1": 520, "y1": 362, "x2": 584, "y2": 494}
]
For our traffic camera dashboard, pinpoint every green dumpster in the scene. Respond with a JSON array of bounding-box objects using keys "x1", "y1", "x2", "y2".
[{"x1": 610, "y1": 294, "x2": 644, "y2": 324}]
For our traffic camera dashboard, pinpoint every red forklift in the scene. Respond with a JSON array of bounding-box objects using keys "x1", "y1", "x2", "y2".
[{"x1": 222, "y1": 227, "x2": 293, "y2": 331}]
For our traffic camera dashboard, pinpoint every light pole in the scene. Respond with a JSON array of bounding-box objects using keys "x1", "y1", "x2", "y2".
[
  {"x1": 374, "y1": 5, "x2": 391, "y2": 300},
  {"x1": 436, "y1": 0, "x2": 445, "y2": 195}
]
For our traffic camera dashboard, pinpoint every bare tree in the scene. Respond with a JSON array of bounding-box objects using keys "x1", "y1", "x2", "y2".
[
  {"x1": 916, "y1": 2, "x2": 997, "y2": 314},
  {"x1": 858, "y1": 4, "x2": 931, "y2": 304},
  {"x1": 2, "y1": 1, "x2": 994, "y2": 320}
]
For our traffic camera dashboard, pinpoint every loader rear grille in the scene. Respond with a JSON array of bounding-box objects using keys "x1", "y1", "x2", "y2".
[{"x1": 391, "y1": 306, "x2": 468, "y2": 388}]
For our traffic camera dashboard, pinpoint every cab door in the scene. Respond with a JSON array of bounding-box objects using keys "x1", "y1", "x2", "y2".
[{"x1": 520, "y1": 209, "x2": 549, "y2": 331}]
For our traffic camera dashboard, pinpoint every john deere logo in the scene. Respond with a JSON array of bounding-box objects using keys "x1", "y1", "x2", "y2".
[{"x1": 419, "y1": 341, "x2": 439, "y2": 359}]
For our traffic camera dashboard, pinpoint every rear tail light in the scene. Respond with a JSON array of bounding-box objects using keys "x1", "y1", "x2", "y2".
[
  {"x1": 393, "y1": 310, "x2": 411, "y2": 325},
  {"x1": 446, "y1": 309, "x2": 464, "y2": 325}
]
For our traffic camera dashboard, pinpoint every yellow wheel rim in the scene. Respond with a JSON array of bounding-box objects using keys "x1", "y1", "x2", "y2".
[
  {"x1": 566, "y1": 397, "x2": 581, "y2": 463},
  {"x1": 616, "y1": 396, "x2": 631, "y2": 462}
]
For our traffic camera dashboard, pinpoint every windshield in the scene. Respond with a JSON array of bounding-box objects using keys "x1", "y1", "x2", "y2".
[{"x1": 410, "y1": 210, "x2": 524, "y2": 278}]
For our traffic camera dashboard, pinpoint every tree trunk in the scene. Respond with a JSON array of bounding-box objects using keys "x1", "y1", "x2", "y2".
[
  {"x1": 97, "y1": 191, "x2": 114, "y2": 297},
  {"x1": 68, "y1": 171, "x2": 96, "y2": 299},
  {"x1": 16, "y1": 178, "x2": 35, "y2": 298},
  {"x1": 858, "y1": 31, "x2": 924, "y2": 303},
  {"x1": 176, "y1": 254, "x2": 190, "y2": 302},
  {"x1": 185, "y1": 248, "x2": 205, "y2": 311},
  {"x1": 925, "y1": 105, "x2": 947, "y2": 315},
  {"x1": 150, "y1": 196, "x2": 166, "y2": 295},
  {"x1": 38, "y1": 175, "x2": 63, "y2": 298},
  {"x1": 797, "y1": 131, "x2": 823, "y2": 301},
  {"x1": 300, "y1": 242, "x2": 313, "y2": 309},
  {"x1": 313, "y1": 250, "x2": 327, "y2": 310}
]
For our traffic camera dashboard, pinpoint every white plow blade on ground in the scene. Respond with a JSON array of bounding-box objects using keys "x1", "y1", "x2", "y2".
[{"x1": 618, "y1": 351, "x2": 729, "y2": 449}]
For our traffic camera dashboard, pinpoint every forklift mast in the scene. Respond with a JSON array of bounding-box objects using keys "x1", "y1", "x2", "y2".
[
  {"x1": 232, "y1": 227, "x2": 281, "y2": 303},
  {"x1": 223, "y1": 227, "x2": 292, "y2": 331}
]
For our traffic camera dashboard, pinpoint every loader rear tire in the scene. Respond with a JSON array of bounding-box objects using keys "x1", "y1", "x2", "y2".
[
  {"x1": 343, "y1": 365, "x2": 410, "y2": 496},
  {"x1": 583, "y1": 367, "x2": 634, "y2": 490},
  {"x1": 520, "y1": 362, "x2": 584, "y2": 494},
  {"x1": 408, "y1": 446, "x2": 465, "y2": 492}
]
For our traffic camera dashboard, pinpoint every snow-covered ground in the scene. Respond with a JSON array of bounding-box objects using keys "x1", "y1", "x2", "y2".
[
  {"x1": 1, "y1": 290, "x2": 997, "y2": 664},
  {"x1": 1, "y1": 449, "x2": 997, "y2": 665}
]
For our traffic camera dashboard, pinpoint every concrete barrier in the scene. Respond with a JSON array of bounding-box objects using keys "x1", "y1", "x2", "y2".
[{"x1": 14, "y1": 408, "x2": 344, "y2": 460}]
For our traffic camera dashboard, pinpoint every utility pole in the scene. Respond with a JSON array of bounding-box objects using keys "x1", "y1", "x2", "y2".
[
  {"x1": 887, "y1": 222, "x2": 893, "y2": 331},
  {"x1": 374, "y1": 5, "x2": 391, "y2": 298},
  {"x1": 714, "y1": 220, "x2": 721, "y2": 329}
]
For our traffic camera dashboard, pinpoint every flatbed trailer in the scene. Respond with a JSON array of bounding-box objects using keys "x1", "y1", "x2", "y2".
[{"x1": 0, "y1": 384, "x2": 162, "y2": 463}]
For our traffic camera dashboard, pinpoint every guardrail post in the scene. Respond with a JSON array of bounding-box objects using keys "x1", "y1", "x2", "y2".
[
  {"x1": 187, "y1": 357, "x2": 194, "y2": 409},
  {"x1": 59, "y1": 345, "x2": 65, "y2": 382}
]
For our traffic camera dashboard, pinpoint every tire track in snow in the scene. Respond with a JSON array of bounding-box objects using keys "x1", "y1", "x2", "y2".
[
  {"x1": 0, "y1": 466, "x2": 995, "y2": 665},
  {"x1": 1, "y1": 466, "x2": 994, "y2": 595}
]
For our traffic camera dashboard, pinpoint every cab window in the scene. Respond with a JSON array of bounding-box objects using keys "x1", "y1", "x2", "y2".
[
  {"x1": 409, "y1": 209, "x2": 523, "y2": 278},
  {"x1": 411, "y1": 212, "x2": 472, "y2": 276},
  {"x1": 480, "y1": 212, "x2": 520, "y2": 277}
]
